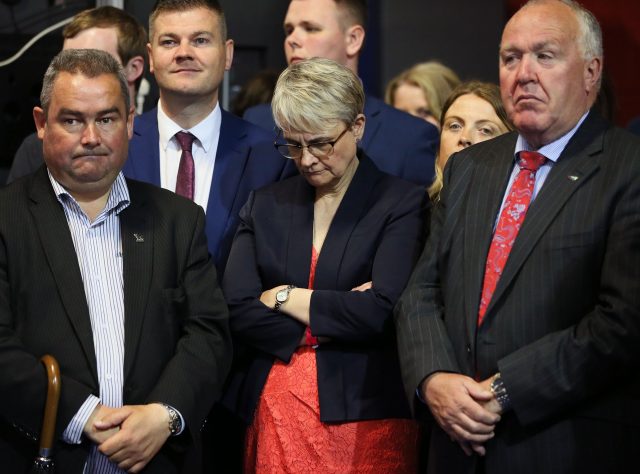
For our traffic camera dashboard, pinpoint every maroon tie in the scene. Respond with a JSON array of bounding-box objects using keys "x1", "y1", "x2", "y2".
[
  {"x1": 175, "y1": 131, "x2": 195, "y2": 200},
  {"x1": 477, "y1": 151, "x2": 547, "y2": 325}
]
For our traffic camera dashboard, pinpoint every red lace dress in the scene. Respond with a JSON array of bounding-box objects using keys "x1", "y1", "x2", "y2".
[{"x1": 244, "y1": 247, "x2": 420, "y2": 473}]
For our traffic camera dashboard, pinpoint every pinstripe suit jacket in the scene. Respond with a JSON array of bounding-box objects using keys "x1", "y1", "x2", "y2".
[
  {"x1": 0, "y1": 168, "x2": 232, "y2": 473},
  {"x1": 395, "y1": 112, "x2": 640, "y2": 473}
]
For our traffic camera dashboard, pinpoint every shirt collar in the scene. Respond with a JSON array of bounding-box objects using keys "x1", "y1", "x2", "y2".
[
  {"x1": 48, "y1": 170, "x2": 130, "y2": 217},
  {"x1": 157, "y1": 99, "x2": 222, "y2": 154},
  {"x1": 514, "y1": 111, "x2": 589, "y2": 164}
]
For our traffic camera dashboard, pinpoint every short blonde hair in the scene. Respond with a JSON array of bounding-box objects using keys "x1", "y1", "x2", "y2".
[
  {"x1": 272, "y1": 57, "x2": 364, "y2": 133},
  {"x1": 385, "y1": 61, "x2": 460, "y2": 123}
]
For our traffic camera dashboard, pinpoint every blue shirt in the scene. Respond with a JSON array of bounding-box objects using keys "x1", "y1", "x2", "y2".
[{"x1": 495, "y1": 111, "x2": 589, "y2": 224}]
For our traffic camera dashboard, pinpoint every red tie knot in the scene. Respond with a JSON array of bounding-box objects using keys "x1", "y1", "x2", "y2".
[
  {"x1": 519, "y1": 150, "x2": 546, "y2": 172},
  {"x1": 175, "y1": 131, "x2": 195, "y2": 152}
]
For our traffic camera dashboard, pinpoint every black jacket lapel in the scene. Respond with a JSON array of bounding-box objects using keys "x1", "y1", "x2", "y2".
[
  {"x1": 28, "y1": 167, "x2": 98, "y2": 385},
  {"x1": 485, "y1": 113, "x2": 607, "y2": 318},
  {"x1": 119, "y1": 182, "x2": 154, "y2": 382}
]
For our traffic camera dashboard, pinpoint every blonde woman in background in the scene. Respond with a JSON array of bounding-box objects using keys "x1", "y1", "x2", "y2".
[
  {"x1": 385, "y1": 61, "x2": 461, "y2": 130},
  {"x1": 429, "y1": 81, "x2": 514, "y2": 200}
]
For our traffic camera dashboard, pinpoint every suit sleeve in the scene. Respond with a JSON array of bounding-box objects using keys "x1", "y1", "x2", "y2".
[
  {"x1": 310, "y1": 185, "x2": 429, "y2": 342},
  {"x1": 394, "y1": 156, "x2": 464, "y2": 407},
  {"x1": 222, "y1": 192, "x2": 306, "y2": 363},
  {"x1": 146, "y1": 206, "x2": 232, "y2": 437}
]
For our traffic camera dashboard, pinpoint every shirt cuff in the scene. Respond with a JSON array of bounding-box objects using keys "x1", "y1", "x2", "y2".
[{"x1": 62, "y1": 395, "x2": 101, "y2": 444}]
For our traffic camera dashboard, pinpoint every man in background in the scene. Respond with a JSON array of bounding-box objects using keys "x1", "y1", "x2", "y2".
[
  {"x1": 124, "y1": 0, "x2": 290, "y2": 277},
  {"x1": 244, "y1": 0, "x2": 440, "y2": 186},
  {"x1": 7, "y1": 6, "x2": 147, "y2": 183}
]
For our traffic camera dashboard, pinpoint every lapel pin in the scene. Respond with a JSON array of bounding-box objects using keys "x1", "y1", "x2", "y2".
[
  {"x1": 133, "y1": 233, "x2": 144, "y2": 242},
  {"x1": 567, "y1": 175, "x2": 579, "y2": 181}
]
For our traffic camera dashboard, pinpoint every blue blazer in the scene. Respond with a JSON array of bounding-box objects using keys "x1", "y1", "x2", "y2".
[
  {"x1": 221, "y1": 154, "x2": 429, "y2": 424},
  {"x1": 244, "y1": 96, "x2": 440, "y2": 186},
  {"x1": 124, "y1": 108, "x2": 294, "y2": 276}
]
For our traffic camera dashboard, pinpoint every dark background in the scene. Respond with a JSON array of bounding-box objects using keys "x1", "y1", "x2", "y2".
[{"x1": 0, "y1": 0, "x2": 638, "y2": 176}]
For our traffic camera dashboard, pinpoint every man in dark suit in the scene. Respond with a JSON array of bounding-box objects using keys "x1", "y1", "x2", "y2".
[
  {"x1": 0, "y1": 49, "x2": 231, "y2": 473},
  {"x1": 395, "y1": 1, "x2": 640, "y2": 473},
  {"x1": 243, "y1": 0, "x2": 439, "y2": 186},
  {"x1": 7, "y1": 6, "x2": 148, "y2": 183},
  {"x1": 124, "y1": 0, "x2": 291, "y2": 277}
]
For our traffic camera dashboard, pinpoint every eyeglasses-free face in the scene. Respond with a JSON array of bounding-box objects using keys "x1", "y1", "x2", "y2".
[{"x1": 274, "y1": 125, "x2": 351, "y2": 160}]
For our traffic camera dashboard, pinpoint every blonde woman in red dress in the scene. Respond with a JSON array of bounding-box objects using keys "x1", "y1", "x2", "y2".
[{"x1": 221, "y1": 58, "x2": 428, "y2": 473}]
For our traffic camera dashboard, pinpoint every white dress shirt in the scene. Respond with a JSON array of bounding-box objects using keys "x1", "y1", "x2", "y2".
[{"x1": 157, "y1": 99, "x2": 221, "y2": 212}]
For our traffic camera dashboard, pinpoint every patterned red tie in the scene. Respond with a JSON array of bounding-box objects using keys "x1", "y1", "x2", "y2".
[
  {"x1": 477, "y1": 151, "x2": 547, "y2": 325},
  {"x1": 175, "y1": 131, "x2": 195, "y2": 200}
]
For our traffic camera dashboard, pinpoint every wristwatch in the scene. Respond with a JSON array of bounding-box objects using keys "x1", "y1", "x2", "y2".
[
  {"x1": 274, "y1": 285, "x2": 296, "y2": 311},
  {"x1": 161, "y1": 403, "x2": 182, "y2": 436},
  {"x1": 490, "y1": 373, "x2": 512, "y2": 412}
]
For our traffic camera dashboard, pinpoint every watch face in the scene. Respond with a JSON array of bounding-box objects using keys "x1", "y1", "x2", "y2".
[{"x1": 276, "y1": 290, "x2": 287, "y2": 302}]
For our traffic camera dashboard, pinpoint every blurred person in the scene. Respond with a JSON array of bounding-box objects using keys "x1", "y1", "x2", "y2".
[
  {"x1": 243, "y1": 0, "x2": 440, "y2": 186},
  {"x1": 7, "y1": 6, "x2": 147, "y2": 183},
  {"x1": 231, "y1": 69, "x2": 279, "y2": 117},
  {"x1": 385, "y1": 61, "x2": 461, "y2": 130},
  {"x1": 396, "y1": 1, "x2": 640, "y2": 473},
  {"x1": 429, "y1": 81, "x2": 512, "y2": 200},
  {"x1": 0, "y1": 48, "x2": 231, "y2": 474},
  {"x1": 222, "y1": 58, "x2": 428, "y2": 473}
]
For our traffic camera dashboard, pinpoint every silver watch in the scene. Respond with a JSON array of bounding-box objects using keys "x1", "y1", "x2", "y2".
[
  {"x1": 161, "y1": 403, "x2": 182, "y2": 436},
  {"x1": 274, "y1": 285, "x2": 296, "y2": 311},
  {"x1": 490, "y1": 373, "x2": 512, "y2": 412}
]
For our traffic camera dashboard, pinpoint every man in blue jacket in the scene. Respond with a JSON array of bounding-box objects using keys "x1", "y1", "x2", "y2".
[{"x1": 244, "y1": 0, "x2": 440, "y2": 186}]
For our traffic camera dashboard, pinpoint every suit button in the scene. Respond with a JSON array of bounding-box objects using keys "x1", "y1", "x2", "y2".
[{"x1": 466, "y1": 344, "x2": 472, "y2": 354}]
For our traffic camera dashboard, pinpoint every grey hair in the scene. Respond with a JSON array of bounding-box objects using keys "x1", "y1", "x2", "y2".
[
  {"x1": 523, "y1": 0, "x2": 603, "y2": 61},
  {"x1": 40, "y1": 49, "x2": 130, "y2": 115},
  {"x1": 272, "y1": 57, "x2": 364, "y2": 134}
]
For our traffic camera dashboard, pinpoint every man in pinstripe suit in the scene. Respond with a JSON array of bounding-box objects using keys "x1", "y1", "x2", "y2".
[
  {"x1": 395, "y1": 1, "x2": 640, "y2": 473},
  {"x1": 0, "y1": 49, "x2": 231, "y2": 473}
]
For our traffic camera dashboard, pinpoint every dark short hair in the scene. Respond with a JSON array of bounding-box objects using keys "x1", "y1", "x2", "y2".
[
  {"x1": 63, "y1": 7, "x2": 147, "y2": 69},
  {"x1": 40, "y1": 49, "x2": 130, "y2": 115},
  {"x1": 149, "y1": 0, "x2": 227, "y2": 41},
  {"x1": 335, "y1": 0, "x2": 367, "y2": 29}
]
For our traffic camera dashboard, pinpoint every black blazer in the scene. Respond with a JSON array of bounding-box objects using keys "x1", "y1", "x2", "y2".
[
  {"x1": 0, "y1": 168, "x2": 232, "y2": 473},
  {"x1": 395, "y1": 112, "x2": 640, "y2": 474},
  {"x1": 222, "y1": 154, "x2": 429, "y2": 424}
]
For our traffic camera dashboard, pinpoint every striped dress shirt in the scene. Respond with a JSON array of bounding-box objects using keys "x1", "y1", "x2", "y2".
[{"x1": 53, "y1": 171, "x2": 130, "y2": 474}]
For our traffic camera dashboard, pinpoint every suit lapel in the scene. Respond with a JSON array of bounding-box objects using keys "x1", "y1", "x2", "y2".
[
  {"x1": 484, "y1": 113, "x2": 607, "y2": 319},
  {"x1": 28, "y1": 168, "x2": 98, "y2": 385},
  {"x1": 314, "y1": 155, "x2": 380, "y2": 290},
  {"x1": 119, "y1": 182, "x2": 154, "y2": 382},
  {"x1": 462, "y1": 136, "x2": 517, "y2": 341},
  {"x1": 205, "y1": 110, "x2": 251, "y2": 263}
]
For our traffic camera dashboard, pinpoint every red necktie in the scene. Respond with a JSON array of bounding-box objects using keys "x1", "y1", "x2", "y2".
[
  {"x1": 175, "y1": 131, "x2": 195, "y2": 200},
  {"x1": 477, "y1": 151, "x2": 547, "y2": 325}
]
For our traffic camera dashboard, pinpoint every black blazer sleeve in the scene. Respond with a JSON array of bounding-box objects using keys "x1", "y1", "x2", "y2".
[
  {"x1": 309, "y1": 184, "x2": 428, "y2": 342},
  {"x1": 222, "y1": 191, "x2": 306, "y2": 363}
]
